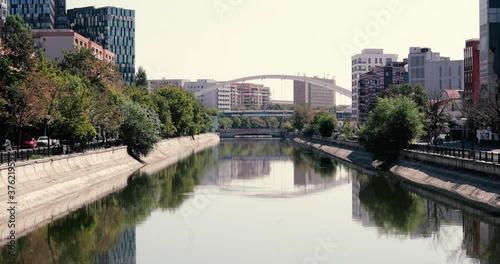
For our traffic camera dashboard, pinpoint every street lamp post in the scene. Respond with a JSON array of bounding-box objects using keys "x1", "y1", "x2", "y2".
[{"x1": 461, "y1": 117, "x2": 467, "y2": 157}]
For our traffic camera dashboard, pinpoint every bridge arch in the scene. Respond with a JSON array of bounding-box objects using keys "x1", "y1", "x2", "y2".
[{"x1": 193, "y1": 74, "x2": 352, "y2": 98}]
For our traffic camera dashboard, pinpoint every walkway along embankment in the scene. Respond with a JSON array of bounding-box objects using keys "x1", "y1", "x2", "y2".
[
  {"x1": 0, "y1": 133, "x2": 220, "y2": 244},
  {"x1": 294, "y1": 137, "x2": 500, "y2": 213}
]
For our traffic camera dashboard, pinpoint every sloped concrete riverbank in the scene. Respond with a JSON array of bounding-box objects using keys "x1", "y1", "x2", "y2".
[
  {"x1": 294, "y1": 137, "x2": 500, "y2": 212},
  {"x1": 0, "y1": 133, "x2": 220, "y2": 243}
]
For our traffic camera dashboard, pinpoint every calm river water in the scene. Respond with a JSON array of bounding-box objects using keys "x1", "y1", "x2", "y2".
[{"x1": 1, "y1": 139, "x2": 500, "y2": 264}]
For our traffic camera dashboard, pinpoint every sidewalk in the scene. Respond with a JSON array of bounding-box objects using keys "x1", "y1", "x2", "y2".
[{"x1": 441, "y1": 140, "x2": 500, "y2": 153}]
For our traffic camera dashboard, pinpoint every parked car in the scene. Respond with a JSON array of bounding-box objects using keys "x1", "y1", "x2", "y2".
[
  {"x1": 22, "y1": 137, "x2": 38, "y2": 148},
  {"x1": 37, "y1": 136, "x2": 49, "y2": 146},
  {"x1": 38, "y1": 136, "x2": 60, "y2": 147},
  {"x1": 0, "y1": 138, "x2": 12, "y2": 151}
]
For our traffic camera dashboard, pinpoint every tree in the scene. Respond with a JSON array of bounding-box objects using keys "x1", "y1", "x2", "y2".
[
  {"x1": 343, "y1": 120, "x2": 354, "y2": 139},
  {"x1": 250, "y1": 117, "x2": 266, "y2": 128},
  {"x1": 218, "y1": 118, "x2": 233, "y2": 130},
  {"x1": 313, "y1": 111, "x2": 337, "y2": 138},
  {"x1": 135, "y1": 66, "x2": 147, "y2": 87},
  {"x1": 426, "y1": 91, "x2": 452, "y2": 140},
  {"x1": 2, "y1": 15, "x2": 35, "y2": 73},
  {"x1": 119, "y1": 100, "x2": 160, "y2": 157},
  {"x1": 51, "y1": 73, "x2": 96, "y2": 144},
  {"x1": 359, "y1": 97, "x2": 424, "y2": 160},
  {"x1": 291, "y1": 104, "x2": 314, "y2": 131},
  {"x1": 266, "y1": 117, "x2": 280, "y2": 129},
  {"x1": 379, "y1": 84, "x2": 429, "y2": 116}
]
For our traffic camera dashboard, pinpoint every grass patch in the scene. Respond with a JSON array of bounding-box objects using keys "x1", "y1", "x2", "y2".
[{"x1": 30, "y1": 154, "x2": 44, "y2": 160}]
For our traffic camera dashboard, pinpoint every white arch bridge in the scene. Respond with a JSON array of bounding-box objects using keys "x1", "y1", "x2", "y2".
[{"x1": 193, "y1": 74, "x2": 352, "y2": 98}]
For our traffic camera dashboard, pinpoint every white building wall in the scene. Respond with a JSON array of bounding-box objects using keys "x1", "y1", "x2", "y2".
[
  {"x1": 408, "y1": 47, "x2": 464, "y2": 96},
  {"x1": 351, "y1": 49, "x2": 398, "y2": 121}
]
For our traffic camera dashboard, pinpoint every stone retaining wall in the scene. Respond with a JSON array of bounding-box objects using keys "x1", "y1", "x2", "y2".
[{"x1": 0, "y1": 133, "x2": 220, "y2": 243}]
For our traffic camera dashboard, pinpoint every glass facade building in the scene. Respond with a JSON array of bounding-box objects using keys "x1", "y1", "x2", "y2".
[
  {"x1": 67, "y1": 6, "x2": 136, "y2": 84},
  {"x1": 480, "y1": 0, "x2": 500, "y2": 98},
  {"x1": 9, "y1": 0, "x2": 56, "y2": 29}
]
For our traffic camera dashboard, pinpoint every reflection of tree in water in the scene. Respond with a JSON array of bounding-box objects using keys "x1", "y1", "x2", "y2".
[
  {"x1": 359, "y1": 175, "x2": 425, "y2": 235},
  {"x1": 291, "y1": 147, "x2": 337, "y2": 178},
  {"x1": 0, "y1": 147, "x2": 217, "y2": 263}
]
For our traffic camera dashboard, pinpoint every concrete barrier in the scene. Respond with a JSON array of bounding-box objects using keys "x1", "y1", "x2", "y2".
[{"x1": 0, "y1": 133, "x2": 221, "y2": 243}]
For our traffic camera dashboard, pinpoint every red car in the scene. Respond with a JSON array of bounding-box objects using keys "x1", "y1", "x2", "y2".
[{"x1": 22, "y1": 137, "x2": 38, "y2": 148}]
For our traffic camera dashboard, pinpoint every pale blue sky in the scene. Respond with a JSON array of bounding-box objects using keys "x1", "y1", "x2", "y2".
[{"x1": 68, "y1": 0, "x2": 479, "y2": 103}]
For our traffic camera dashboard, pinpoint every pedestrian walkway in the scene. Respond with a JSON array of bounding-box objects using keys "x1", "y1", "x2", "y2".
[{"x1": 442, "y1": 140, "x2": 500, "y2": 153}]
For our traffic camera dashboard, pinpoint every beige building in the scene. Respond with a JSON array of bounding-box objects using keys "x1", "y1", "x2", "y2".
[
  {"x1": 230, "y1": 83, "x2": 271, "y2": 108},
  {"x1": 32, "y1": 29, "x2": 115, "y2": 63},
  {"x1": 294, "y1": 78, "x2": 336, "y2": 109}
]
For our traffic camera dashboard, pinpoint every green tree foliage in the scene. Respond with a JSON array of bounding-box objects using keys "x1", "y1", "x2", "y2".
[
  {"x1": 292, "y1": 104, "x2": 314, "y2": 131},
  {"x1": 342, "y1": 120, "x2": 354, "y2": 139},
  {"x1": 266, "y1": 117, "x2": 280, "y2": 129},
  {"x1": 218, "y1": 117, "x2": 233, "y2": 130},
  {"x1": 232, "y1": 117, "x2": 242, "y2": 128},
  {"x1": 57, "y1": 48, "x2": 124, "y2": 137},
  {"x1": 359, "y1": 97, "x2": 424, "y2": 160},
  {"x1": 51, "y1": 73, "x2": 96, "y2": 143},
  {"x1": 313, "y1": 111, "x2": 337, "y2": 138},
  {"x1": 120, "y1": 100, "x2": 161, "y2": 157},
  {"x1": 134, "y1": 66, "x2": 148, "y2": 87},
  {"x1": 250, "y1": 117, "x2": 266, "y2": 128},
  {"x1": 152, "y1": 86, "x2": 204, "y2": 136},
  {"x1": 2, "y1": 15, "x2": 35, "y2": 73},
  {"x1": 379, "y1": 84, "x2": 429, "y2": 116}
]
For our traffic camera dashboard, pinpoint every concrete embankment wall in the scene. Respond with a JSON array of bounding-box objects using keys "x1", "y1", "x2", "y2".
[
  {"x1": 140, "y1": 133, "x2": 220, "y2": 175},
  {"x1": 294, "y1": 137, "x2": 500, "y2": 211},
  {"x1": 0, "y1": 133, "x2": 220, "y2": 243},
  {"x1": 402, "y1": 150, "x2": 500, "y2": 177}
]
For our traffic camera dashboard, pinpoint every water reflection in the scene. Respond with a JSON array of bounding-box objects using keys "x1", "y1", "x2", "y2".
[{"x1": 1, "y1": 140, "x2": 499, "y2": 263}]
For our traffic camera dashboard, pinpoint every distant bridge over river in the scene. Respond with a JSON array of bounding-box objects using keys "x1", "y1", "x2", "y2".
[{"x1": 219, "y1": 129, "x2": 285, "y2": 139}]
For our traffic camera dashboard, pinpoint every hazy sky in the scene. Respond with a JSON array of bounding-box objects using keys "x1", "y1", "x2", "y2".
[{"x1": 68, "y1": 0, "x2": 479, "y2": 103}]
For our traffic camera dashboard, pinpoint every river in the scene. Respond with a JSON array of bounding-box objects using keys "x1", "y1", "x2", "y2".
[{"x1": 1, "y1": 139, "x2": 499, "y2": 264}]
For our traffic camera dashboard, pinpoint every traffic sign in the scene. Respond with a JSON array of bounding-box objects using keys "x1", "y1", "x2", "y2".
[{"x1": 444, "y1": 127, "x2": 450, "y2": 133}]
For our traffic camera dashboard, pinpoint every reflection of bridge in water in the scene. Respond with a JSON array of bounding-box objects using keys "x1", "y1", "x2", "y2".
[{"x1": 219, "y1": 129, "x2": 285, "y2": 139}]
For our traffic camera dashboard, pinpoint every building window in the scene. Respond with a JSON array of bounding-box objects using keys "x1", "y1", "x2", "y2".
[
  {"x1": 368, "y1": 58, "x2": 371, "y2": 64},
  {"x1": 439, "y1": 67, "x2": 442, "y2": 77},
  {"x1": 375, "y1": 58, "x2": 378, "y2": 63}
]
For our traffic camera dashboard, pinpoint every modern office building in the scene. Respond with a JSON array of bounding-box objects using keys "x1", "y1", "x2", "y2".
[
  {"x1": 68, "y1": 6, "x2": 135, "y2": 83},
  {"x1": 32, "y1": 29, "x2": 115, "y2": 62},
  {"x1": 294, "y1": 77, "x2": 337, "y2": 109},
  {"x1": 54, "y1": 0, "x2": 67, "y2": 29},
  {"x1": 351, "y1": 49, "x2": 398, "y2": 121},
  {"x1": 10, "y1": 0, "x2": 56, "y2": 29},
  {"x1": 357, "y1": 62, "x2": 407, "y2": 123},
  {"x1": 480, "y1": 0, "x2": 500, "y2": 99},
  {"x1": 464, "y1": 39, "x2": 481, "y2": 107},
  {"x1": 408, "y1": 47, "x2": 464, "y2": 97}
]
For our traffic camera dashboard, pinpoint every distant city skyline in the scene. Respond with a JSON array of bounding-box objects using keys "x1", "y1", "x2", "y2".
[{"x1": 68, "y1": 0, "x2": 479, "y2": 103}]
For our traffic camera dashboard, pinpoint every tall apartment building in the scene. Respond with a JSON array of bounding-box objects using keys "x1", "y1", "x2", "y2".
[
  {"x1": 68, "y1": 6, "x2": 135, "y2": 83},
  {"x1": 54, "y1": 0, "x2": 67, "y2": 29},
  {"x1": 351, "y1": 49, "x2": 398, "y2": 121},
  {"x1": 0, "y1": 0, "x2": 7, "y2": 21},
  {"x1": 32, "y1": 29, "x2": 115, "y2": 62},
  {"x1": 357, "y1": 62, "x2": 407, "y2": 123},
  {"x1": 231, "y1": 83, "x2": 271, "y2": 109},
  {"x1": 294, "y1": 77, "x2": 337, "y2": 109},
  {"x1": 464, "y1": 39, "x2": 480, "y2": 107},
  {"x1": 480, "y1": 0, "x2": 500, "y2": 99},
  {"x1": 408, "y1": 47, "x2": 464, "y2": 97}
]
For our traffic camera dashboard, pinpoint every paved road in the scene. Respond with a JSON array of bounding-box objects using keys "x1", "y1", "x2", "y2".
[{"x1": 441, "y1": 140, "x2": 500, "y2": 153}]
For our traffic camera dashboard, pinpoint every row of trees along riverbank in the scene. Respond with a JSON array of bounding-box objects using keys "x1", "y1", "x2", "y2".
[{"x1": 0, "y1": 15, "x2": 214, "y2": 158}]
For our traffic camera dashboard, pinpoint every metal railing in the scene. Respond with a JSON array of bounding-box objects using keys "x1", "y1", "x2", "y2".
[
  {"x1": 408, "y1": 144, "x2": 500, "y2": 164},
  {"x1": 0, "y1": 139, "x2": 122, "y2": 165}
]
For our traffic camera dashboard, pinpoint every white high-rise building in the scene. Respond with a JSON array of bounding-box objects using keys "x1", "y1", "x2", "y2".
[
  {"x1": 408, "y1": 47, "x2": 464, "y2": 97},
  {"x1": 351, "y1": 49, "x2": 398, "y2": 121}
]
